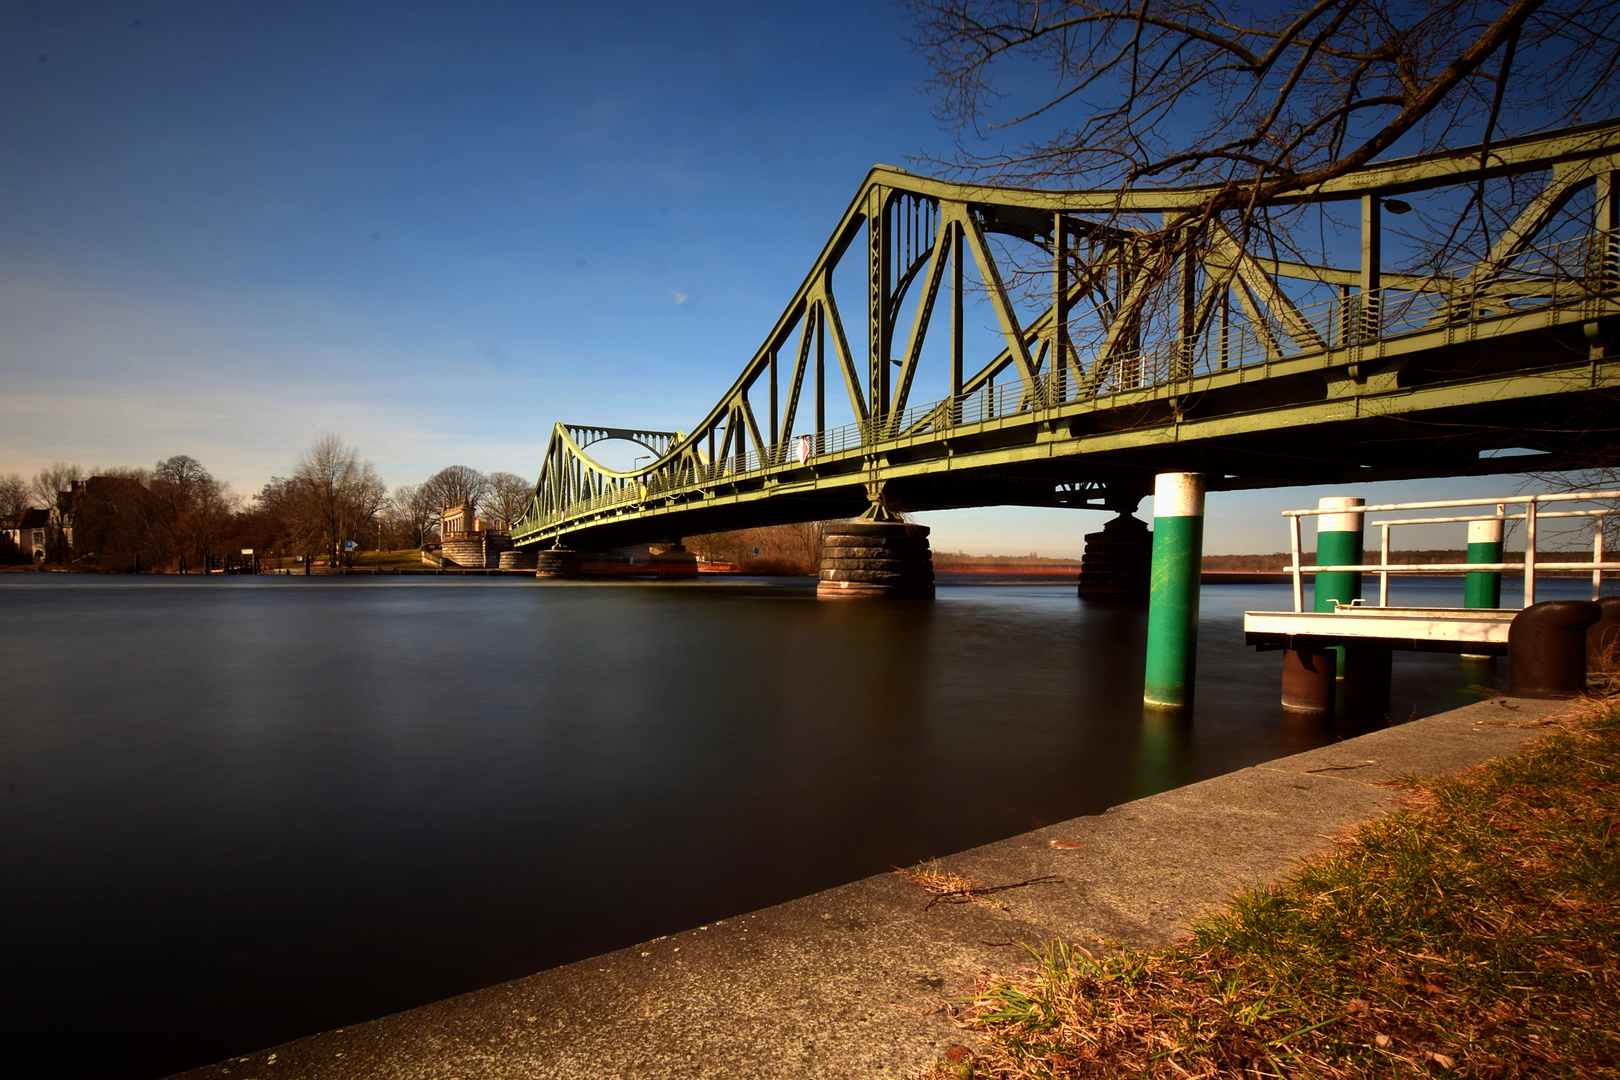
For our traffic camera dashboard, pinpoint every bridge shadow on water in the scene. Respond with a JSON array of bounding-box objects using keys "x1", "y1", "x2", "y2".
[{"x1": 0, "y1": 574, "x2": 1535, "y2": 1079}]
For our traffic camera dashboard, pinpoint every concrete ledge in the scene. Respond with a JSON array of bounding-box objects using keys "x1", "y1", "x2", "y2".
[{"x1": 169, "y1": 696, "x2": 1572, "y2": 1080}]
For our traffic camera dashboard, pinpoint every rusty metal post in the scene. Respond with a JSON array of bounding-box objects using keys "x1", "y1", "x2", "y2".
[
  {"x1": 1507, "y1": 600, "x2": 1602, "y2": 698},
  {"x1": 1281, "y1": 641, "x2": 1335, "y2": 714}
]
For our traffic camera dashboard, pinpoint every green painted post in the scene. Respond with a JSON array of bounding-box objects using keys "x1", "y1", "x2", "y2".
[
  {"x1": 1143, "y1": 472, "x2": 1204, "y2": 710},
  {"x1": 1314, "y1": 497, "x2": 1365, "y2": 613},
  {"x1": 1464, "y1": 517, "x2": 1504, "y2": 609},
  {"x1": 1314, "y1": 496, "x2": 1364, "y2": 678}
]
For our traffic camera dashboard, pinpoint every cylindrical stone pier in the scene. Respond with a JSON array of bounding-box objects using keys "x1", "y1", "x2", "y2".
[
  {"x1": 1076, "y1": 513, "x2": 1151, "y2": 600},
  {"x1": 816, "y1": 520, "x2": 934, "y2": 599},
  {"x1": 499, "y1": 549, "x2": 539, "y2": 571},
  {"x1": 535, "y1": 548, "x2": 581, "y2": 578},
  {"x1": 1464, "y1": 517, "x2": 1504, "y2": 609},
  {"x1": 1142, "y1": 473, "x2": 1204, "y2": 710}
]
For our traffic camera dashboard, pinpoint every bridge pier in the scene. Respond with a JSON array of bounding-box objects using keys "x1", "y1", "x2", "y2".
[
  {"x1": 1076, "y1": 498, "x2": 1151, "y2": 601},
  {"x1": 1143, "y1": 473, "x2": 1204, "y2": 710},
  {"x1": 816, "y1": 515, "x2": 934, "y2": 599},
  {"x1": 535, "y1": 547, "x2": 581, "y2": 578}
]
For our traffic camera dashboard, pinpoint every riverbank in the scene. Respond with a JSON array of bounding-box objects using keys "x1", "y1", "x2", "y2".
[
  {"x1": 166, "y1": 694, "x2": 1571, "y2": 1080},
  {"x1": 947, "y1": 699, "x2": 1619, "y2": 1077}
]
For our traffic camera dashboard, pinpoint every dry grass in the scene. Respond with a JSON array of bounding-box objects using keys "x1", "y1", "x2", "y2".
[{"x1": 932, "y1": 702, "x2": 1620, "y2": 1078}]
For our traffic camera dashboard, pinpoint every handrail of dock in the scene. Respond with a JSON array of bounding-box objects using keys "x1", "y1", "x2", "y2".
[{"x1": 1279, "y1": 491, "x2": 1620, "y2": 612}]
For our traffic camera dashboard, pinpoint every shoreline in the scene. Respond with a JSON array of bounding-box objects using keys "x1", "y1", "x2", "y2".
[{"x1": 166, "y1": 694, "x2": 1568, "y2": 1080}]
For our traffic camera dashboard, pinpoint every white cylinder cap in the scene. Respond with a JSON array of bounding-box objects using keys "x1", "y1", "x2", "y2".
[
  {"x1": 1468, "y1": 518, "x2": 1504, "y2": 545},
  {"x1": 1318, "y1": 495, "x2": 1365, "y2": 534},
  {"x1": 1153, "y1": 472, "x2": 1205, "y2": 518}
]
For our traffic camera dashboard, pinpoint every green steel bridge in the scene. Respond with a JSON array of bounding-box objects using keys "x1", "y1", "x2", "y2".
[{"x1": 513, "y1": 121, "x2": 1620, "y2": 552}]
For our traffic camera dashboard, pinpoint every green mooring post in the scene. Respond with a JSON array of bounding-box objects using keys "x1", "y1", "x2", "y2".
[
  {"x1": 1314, "y1": 497, "x2": 1364, "y2": 677},
  {"x1": 1143, "y1": 472, "x2": 1204, "y2": 710},
  {"x1": 1314, "y1": 497, "x2": 1365, "y2": 614},
  {"x1": 1464, "y1": 516, "x2": 1504, "y2": 609}
]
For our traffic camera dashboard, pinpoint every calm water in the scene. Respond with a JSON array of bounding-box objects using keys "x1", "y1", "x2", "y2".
[{"x1": 0, "y1": 573, "x2": 1578, "y2": 1078}]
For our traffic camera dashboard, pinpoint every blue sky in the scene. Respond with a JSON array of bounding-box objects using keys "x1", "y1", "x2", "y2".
[{"x1": 0, "y1": 2, "x2": 1575, "y2": 555}]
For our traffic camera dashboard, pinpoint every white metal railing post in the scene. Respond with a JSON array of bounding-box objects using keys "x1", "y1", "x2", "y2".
[
  {"x1": 1379, "y1": 523, "x2": 1391, "y2": 606},
  {"x1": 1596, "y1": 514, "x2": 1606, "y2": 601},
  {"x1": 1290, "y1": 513, "x2": 1304, "y2": 612},
  {"x1": 1525, "y1": 498, "x2": 1538, "y2": 607}
]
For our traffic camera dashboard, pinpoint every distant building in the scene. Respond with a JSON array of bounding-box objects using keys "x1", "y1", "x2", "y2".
[
  {"x1": 61, "y1": 476, "x2": 162, "y2": 570},
  {"x1": 439, "y1": 503, "x2": 514, "y2": 569},
  {"x1": 1, "y1": 508, "x2": 51, "y2": 561}
]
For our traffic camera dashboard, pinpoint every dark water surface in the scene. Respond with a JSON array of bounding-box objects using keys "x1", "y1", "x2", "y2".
[{"x1": 1, "y1": 574, "x2": 1571, "y2": 1078}]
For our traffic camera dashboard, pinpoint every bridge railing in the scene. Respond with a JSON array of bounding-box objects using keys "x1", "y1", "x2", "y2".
[{"x1": 540, "y1": 232, "x2": 1615, "y2": 529}]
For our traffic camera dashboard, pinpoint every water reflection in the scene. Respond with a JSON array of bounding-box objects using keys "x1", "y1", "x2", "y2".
[{"x1": 1136, "y1": 708, "x2": 1195, "y2": 797}]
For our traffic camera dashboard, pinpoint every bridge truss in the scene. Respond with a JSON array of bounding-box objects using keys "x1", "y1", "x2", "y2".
[{"x1": 514, "y1": 121, "x2": 1620, "y2": 551}]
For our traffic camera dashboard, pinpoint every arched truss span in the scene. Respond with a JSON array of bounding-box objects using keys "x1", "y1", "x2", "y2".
[{"x1": 515, "y1": 120, "x2": 1620, "y2": 549}]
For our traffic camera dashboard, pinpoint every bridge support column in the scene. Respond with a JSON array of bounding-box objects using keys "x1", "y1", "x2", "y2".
[
  {"x1": 816, "y1": 514, "x2": 934, "y2": 599},
  {"x1": 535, "y1": 547, "x2": 580, "y2": 579},
  {"x1": 1077, "y1": 500, "x2": 1151, "y2": 601},
  {"x1": 1143, "y1": 473, "x2": 1203, "y2": 710}
]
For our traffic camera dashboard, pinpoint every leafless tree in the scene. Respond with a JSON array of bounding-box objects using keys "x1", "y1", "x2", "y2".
[
  {"x1": 905, "y1": 1, "x2": 1620, "y2": 342},
  {"x1": 0, "y1": 473, "x2": 29, "y2": 520},
  {"x1": 292, "y1": 434, "x2": 388, "y2": 565},
  {"x1": 151, "y1": 455, "x2": 239, "y2": 571},
  {"x1": 420, "y1": 465, "x2": 490, "y2": 518},
  {"x1": 483, "y1": 471, "x2": 533, "y2": 531},
  {"x1": 388, "y1": 483, "x2": 433, "y2": 547},
  {"x1": 30, "y1": 462, "x2": 84, "y2": 507},
  {"x1": 907, "y1": 0, "x2": 1617, "y2": 196}
]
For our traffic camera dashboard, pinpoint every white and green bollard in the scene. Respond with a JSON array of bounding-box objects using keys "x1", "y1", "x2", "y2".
[
  {"x1": 1314, "y1": 496, "x2": 1365, "y2": 679},
  {"x1": 1143, "y1": 472, "x2": 1204, "y2": 710},
  {"x1": 1314, "y1": 496, "x2": 1365, "y2": 614},
  {"x1": 1464, "y1": 517, "x2": 1504, "y2": 609}
]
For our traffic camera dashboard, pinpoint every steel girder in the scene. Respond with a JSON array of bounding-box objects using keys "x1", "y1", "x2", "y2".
[{"x1": 513, "y1": 120, "x2": 1620, "y2": 550}]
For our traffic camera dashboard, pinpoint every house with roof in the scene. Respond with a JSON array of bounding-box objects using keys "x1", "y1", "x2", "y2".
[{"x1": 1, "y1": 508, "x2": 50, "y2": 562}]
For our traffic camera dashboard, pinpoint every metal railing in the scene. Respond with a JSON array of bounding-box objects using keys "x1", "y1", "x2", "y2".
[{"x1": 1281, "y1": 491, "x2": 1620, "y2": 613}]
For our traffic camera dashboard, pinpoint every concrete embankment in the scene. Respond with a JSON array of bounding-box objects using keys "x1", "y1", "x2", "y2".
[{"x1": 169, "y1": 695, "x2": 1568, "y2": 1080}]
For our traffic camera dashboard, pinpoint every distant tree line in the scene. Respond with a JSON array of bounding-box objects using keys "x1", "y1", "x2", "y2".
[
  {"x1": 684, "y1": 522, "x2": 826, "y2": 575},
  {"x1": 0, "y1": 434, "x2": 538, "y2": 572}
]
